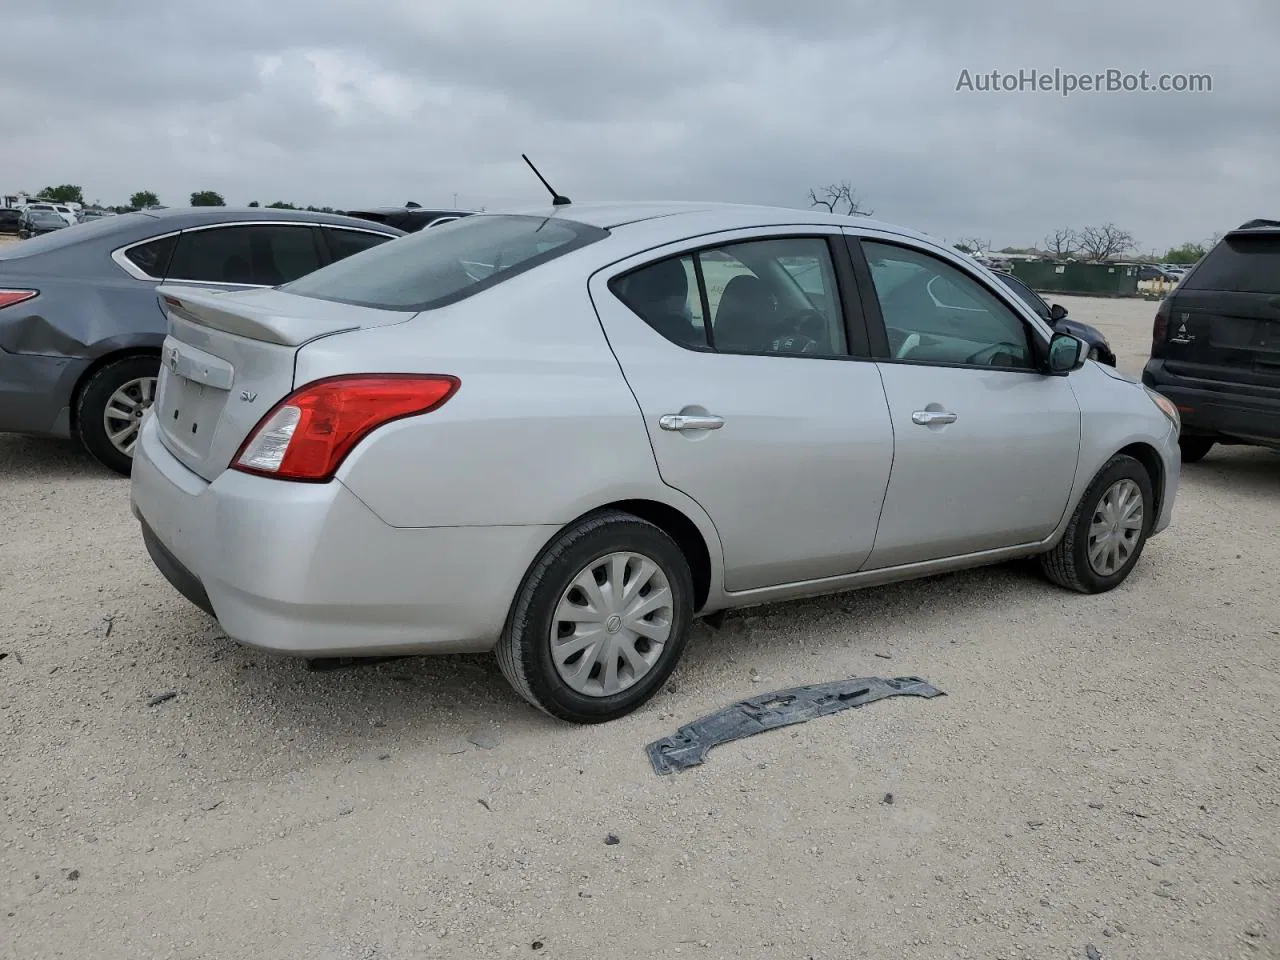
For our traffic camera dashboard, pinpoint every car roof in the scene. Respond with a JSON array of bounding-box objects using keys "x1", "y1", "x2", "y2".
[
  {"x1": 135, "y1": 206, "x2": 407, "y2": 232},
  {"x1": 1230, "y1": 218, "x2": 1280, "y2": 236},
  {"x1": 487, "y1": 200, "x2": 943, "y2": 247}
]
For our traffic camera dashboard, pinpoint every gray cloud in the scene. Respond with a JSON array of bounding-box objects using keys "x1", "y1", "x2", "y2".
[{"x1": 2, "y1": 0, "x2": 1273, "y2": 250}]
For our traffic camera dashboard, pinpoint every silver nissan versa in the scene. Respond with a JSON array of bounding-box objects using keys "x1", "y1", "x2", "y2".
[{"x1": 130, "y1": 201, "x2": 1181, "y2": 723}]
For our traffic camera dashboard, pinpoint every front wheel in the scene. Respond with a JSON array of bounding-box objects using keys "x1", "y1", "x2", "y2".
[
  {"x1": 496, "y1": 510, "x2": 695, "y2": 724},
  {"x1": 1040, "y1": 454, "x2": 1154, "y2": 594},
  {"x1": 75, "y1": 355, "x2": 160, "y2": 476}
]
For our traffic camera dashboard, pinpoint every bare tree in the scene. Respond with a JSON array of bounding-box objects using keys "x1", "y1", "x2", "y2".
[
  {"x1": 1077, "y1": 223, "x2": 1136, "y2": 262},
  {"x1": 953, "y1": 236, "x2": 990, "y2": 255},
  {"x1": 1043, "y1": 227, "x2": 1078, "y2": 259},
  {"x1": 807, "y1": 181, "x2": 873, "y2": 217}
]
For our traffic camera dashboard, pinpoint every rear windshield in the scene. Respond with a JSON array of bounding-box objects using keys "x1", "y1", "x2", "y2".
[
  {"x1": 1183, "y1": 234, "x2": 1280, "y2": 294},
  {"x1": 0, "y1": 211, "x2": 151, "y2": 259},
  {"x1": 283, "y1": 213, "x2": 608, "y2": 310}
]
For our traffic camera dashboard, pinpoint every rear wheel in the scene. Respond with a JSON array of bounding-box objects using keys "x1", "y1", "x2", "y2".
[
  {"x1": 1040, "y1": 454, "x2": 1154, "y2": 594},
  {"x1": 496, "y1": 510, "x2": 694, "y2": 724},
  {"x1": 1178, "y1": 436, "x2": 1214, "y2": 463},
  {"x1": 76, "y1": 355, "x2": 160, "y2": 476}
]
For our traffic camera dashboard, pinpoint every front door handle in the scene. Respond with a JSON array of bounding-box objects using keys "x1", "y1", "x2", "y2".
[
  {"x1": 911, "y1": 410, "x2": 957, "y2": 426},
  {"x1": 659, "y1": 413, "x2": 725, "y2": 432}
]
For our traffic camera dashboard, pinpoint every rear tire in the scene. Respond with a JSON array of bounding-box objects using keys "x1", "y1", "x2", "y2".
[
  {"x1": 75, "y1": 355, "x2": 160, "y2": 476},
  {"x1": 1040, "y1": 454, "x2": 1154, "y2": 594},
  {"x1": 1178, "y1": 436, "x2": 1214, "y2": 463},
  {"x1": 496, "y1": 510, "x2": 694, "y2": 724}
]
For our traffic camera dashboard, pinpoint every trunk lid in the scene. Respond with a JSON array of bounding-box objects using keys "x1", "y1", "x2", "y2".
[
  {"x1": 1158, "y1": 230, "x2": 1280, "y2": 390},
  {"x1": 152, "y1": 284, "x2": 413, "y2": 481}
]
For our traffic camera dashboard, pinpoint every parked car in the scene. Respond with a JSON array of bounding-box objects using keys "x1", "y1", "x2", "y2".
[
  {"x1": 0, "y1": 208, "x2": 22, "y2": 235},
  {"x1": 1143, "y1": 218, "x2": 1280, "y2": 462},
  {"x1": 1137, "y1": 264, "x2": 1178, "y2": 283},
  {"x1": 24, "y1": 202, "x2": 78, "y2": 226},
  {"x1": 0, "y1": 207, "x2": 403, "y2": 473},
  {"x1": 18, "y1": 210, "x2": 69, "y2": 238},
  {"x1": 130, "y1": 201, "x2": 1182, "y2": 723},
  {"x1": 992, "y1": 270, "x2": 1117, "y2": 365},
  {"x1": 343, "y1": 204, "x2": 474, "y2": 233}
]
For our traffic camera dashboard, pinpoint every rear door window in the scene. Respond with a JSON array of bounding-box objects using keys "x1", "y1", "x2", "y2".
[
  {"x1": 322, "y1": 227, "x2": 395, "y2": 263},
  {"x1": 1183, "y1": 235, "x2": 1280, "y2": 294},
  {"x1": 284, "y1": 214, "x2": 608, "y2": 310},
  {"x1": 124, "y1": 234, "x2": 178, "y2": 278},
  {"x1": 166, "y1": 224, "x2": 325, "y2": 286}
]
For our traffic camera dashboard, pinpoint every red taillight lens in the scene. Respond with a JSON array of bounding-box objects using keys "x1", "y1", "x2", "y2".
[
  {"x1": 0, "y1": 289, "x2": 38, "y2": 309},
  {"x1": 1152, "y1": 299, "x2": 1171, "y2": 350},
  {"x1": 231, "y1": 374, "x2": 460, "y2": 482}
]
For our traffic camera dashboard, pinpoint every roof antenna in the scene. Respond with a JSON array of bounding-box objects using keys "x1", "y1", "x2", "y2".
[{"x1": 522, "y1": 154, "x2": 571, "y2": 206}]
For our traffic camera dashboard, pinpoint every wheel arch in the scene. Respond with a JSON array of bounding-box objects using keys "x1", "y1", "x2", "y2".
[
  {"x1": 69, "y1": 345, "x2": 162, "y2": 432},
  {"x1": 1116, "y1": 441, "x2": 1165, "y2": 520}
]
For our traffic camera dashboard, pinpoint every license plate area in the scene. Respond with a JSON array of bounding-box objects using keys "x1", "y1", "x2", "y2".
[{"x1": 155, "y1": 339, "x2": 235, "y2": 461}]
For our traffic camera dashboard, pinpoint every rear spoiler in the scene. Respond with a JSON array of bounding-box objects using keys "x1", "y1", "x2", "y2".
[{"x1": 157, "y1": 285, "x2": 358, "y2": 347}]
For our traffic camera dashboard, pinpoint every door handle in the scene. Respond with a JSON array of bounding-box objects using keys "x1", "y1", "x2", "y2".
[
  {"x1": 911, "y1": 410, "x2": 957, "y2": 426},
  {"x1": 659, "y1": 413, "x2": 725, "y2": 432}
]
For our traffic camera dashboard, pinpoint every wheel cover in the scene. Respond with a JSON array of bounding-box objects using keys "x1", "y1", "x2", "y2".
[
  {"x1": 102, "y1": 376, "x2": 157, "y2": 457},
  {"x1": 550, "y1": 551, "x2": 674, "y2": 698},
  {"x1": 1087, "y1": 478, "x2": 1144, "y2": 577}
]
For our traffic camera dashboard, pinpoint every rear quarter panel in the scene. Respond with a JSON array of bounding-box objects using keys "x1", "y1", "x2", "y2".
[{"x1": 296, "y1": 267, "x2": 726, "y2": 551}]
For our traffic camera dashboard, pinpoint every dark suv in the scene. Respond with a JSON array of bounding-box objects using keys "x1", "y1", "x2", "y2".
[
  {"x1": 1142, "y1": 219, "x2": 1280, "y2": 462},
  {"x1": 0, "y1": 208, "x2": 22, "y2": 235},
  {"x1": 342, "y1": 205, "x2": 473, "y2": 233}
]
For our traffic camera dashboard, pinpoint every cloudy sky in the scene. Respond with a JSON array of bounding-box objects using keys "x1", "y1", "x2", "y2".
[{"x1": 5, "y1": 0, "x2": 1275, "y2": 252}]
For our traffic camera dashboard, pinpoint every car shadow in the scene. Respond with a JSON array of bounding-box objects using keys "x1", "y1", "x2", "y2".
[
  {"x1": 0, "y1": 434, "x2": 108, "y2": 482},
  {"x1": 136, "y1": 556, "x2": 1059, "y2": 756},
  {"x1": 1183, "y1": 445, "x2": 1280, "y2": 496}
]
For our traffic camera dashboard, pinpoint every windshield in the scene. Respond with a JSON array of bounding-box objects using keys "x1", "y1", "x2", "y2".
[
  {"x1": 1183, "y1": 234, "x2": 1280, "y2": 295},
  {"x1": 283, "y1": 213, "x2": 608, "y2": 311},
  {"x1": 0, "y1": 211, "x2": 151, "y2": 259}
]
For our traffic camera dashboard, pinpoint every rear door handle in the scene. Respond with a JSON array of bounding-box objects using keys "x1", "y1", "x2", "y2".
[
  {"x1": 911, "y1": 410, "x2": 957, "y2": 426},
  {"x1": 659, "y1": 414, "x2": 725, "y2": 432}
]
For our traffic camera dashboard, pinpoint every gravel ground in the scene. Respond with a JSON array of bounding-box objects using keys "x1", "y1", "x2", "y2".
[{"x1": 2, "y1": 295, "x2": 1277, "y2": 960}]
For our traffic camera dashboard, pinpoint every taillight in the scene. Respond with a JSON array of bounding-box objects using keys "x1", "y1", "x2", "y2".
[
  {"x1": 0, "y1": 289, "x2": 38, "y2": 309},
  {"x1": 1152, "y1": 299, "x2": 1171, "y2": 352},
  {"x1": 232, "y1": 374, "x2": 460, "y2": 482}
]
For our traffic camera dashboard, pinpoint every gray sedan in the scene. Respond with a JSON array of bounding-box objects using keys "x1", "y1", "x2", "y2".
[
  {"x1": 130, "y1": 202, "x2": 1182, "y2": 723},
  {"x1": 0, "y1": 207, "x2": 403, "y2": 473}
]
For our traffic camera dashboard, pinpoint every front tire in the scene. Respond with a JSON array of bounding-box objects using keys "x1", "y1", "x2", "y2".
[
  {"x1": 496, "y1": 510, "x2": 695, "y2": 724},
  {"x1": 1178, "y1": 436, "x2": 1214, "y2": 463},
  {"x1": 1040, "y1": 454, "x2": 1154, "y2": 594},
  {"x1": 75, "y1": 355, "x2": 160, "y2": 476}
]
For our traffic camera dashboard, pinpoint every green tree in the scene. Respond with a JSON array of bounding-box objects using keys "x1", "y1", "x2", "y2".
[
  {"x1": 40, "y1": 184, "x2": 85, "y2": 204},
  {"x1": 190, "y1": 190, "x2": 226, "y2": 207},
  {"x1": 129, "y1": 190, "x2": 160, "y2": 209},
  {"x1": 247, "y1": 200, "x2": 260, "y2": 207},
  {"x1": 266, "y1": 201, "x2": 297, "y2": 209},
  {"x1": 1162, "y1": 242, "x2": 1207, "y2": 264}
]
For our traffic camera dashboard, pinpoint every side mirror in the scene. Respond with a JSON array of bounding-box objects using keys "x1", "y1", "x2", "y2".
[
  {"x1": 1046, "y1": 332, "x2": 1086, "y2": 374},
  {"x1": 1048, "y1": 303, "x2": 1068, "y2": 322}
]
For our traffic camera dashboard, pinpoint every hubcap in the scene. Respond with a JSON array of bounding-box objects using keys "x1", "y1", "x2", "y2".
[
  {"x1": 1087, "y1": 478, "x2": 1144, "y2": 577},
  {"x1": 550, "y1": 551, "x2": 674, "y2": 698},
  {"x1": 103, "y1": 376, "x2": 157, "y2": 457}
]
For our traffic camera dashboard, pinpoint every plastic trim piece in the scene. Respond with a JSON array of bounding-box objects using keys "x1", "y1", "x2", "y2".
[{"x1": 645, "y1": 675, "x2": 945, "y2": 774}]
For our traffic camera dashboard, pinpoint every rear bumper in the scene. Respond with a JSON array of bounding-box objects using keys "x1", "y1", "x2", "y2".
[
  {"x1": 1143, "y1": 359, "x2": 1280, "y2": 446},
  {"x1": 0, "y1": 347, "x2": 82, "y2": 437},
  {"x1": 129, "y1": 415, "x2": 556, "y2": 657}
]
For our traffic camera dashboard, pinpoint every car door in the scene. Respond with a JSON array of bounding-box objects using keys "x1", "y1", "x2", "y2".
[
  {"x1": 590, "y1": 229, "x2": 894, "y2": 593},
  {"x1": 847, "y1": 234, "x2": 1082, "y2": 570}
]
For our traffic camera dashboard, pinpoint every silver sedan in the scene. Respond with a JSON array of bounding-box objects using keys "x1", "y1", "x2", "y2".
[{"x1": 130, "y1": 201, "x2": 1181, "y2": 723}]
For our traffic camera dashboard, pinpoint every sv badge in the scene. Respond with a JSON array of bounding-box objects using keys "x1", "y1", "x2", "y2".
[{"x1": 239, "y1": 390, "x2": 257, "y2": 403}]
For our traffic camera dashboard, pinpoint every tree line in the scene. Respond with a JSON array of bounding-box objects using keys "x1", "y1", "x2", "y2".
[
  {"x1": 805, "y1": 181, "x2": 1217, "y2": 265},
  {"x1": 24, "y1": 184, "x2": 338, "y2": 214}
]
